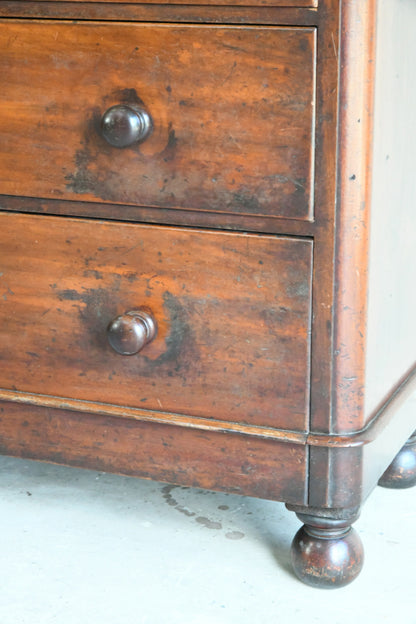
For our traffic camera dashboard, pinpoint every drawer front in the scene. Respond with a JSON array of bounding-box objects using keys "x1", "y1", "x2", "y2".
[
  {"x1": 0, "y1": 213, "x2": 312, "y2": 431},
  {"x1": 0, "y1": 21, "x2": 316, "y2": 222}
]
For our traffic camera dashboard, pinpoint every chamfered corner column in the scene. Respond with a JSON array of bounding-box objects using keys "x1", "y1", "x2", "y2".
[
  {"x1": 378, "y1": 430, "x2": 416, "y2": 489},
  {"x1": 286, "y1": 506, "x2": 364, "y2": 589}
]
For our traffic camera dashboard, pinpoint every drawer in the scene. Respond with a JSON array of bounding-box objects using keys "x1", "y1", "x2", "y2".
[
  {"x1": 0, "y1": 21, "x2": 316, "y2": 222},
  {"x1": 0, "y1": 213, "x2": 312, "y2": 432}
]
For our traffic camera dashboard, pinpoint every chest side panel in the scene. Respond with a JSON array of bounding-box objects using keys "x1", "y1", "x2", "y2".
[{"x1": 365, "y1": 0, "x2": 416, "y2": 419}]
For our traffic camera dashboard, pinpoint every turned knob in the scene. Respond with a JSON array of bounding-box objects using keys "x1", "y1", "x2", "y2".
[
  {"x1": 101, "y1": 104, "x2": 152, "y2": 148},
  {"x1": 107, "y1": 309, "x2": 157, "y2": 355}
]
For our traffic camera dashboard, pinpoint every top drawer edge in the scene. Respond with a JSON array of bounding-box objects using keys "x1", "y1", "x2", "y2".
[{"x1": 11, "y1": 0, "x2": 318, "y2": 7}]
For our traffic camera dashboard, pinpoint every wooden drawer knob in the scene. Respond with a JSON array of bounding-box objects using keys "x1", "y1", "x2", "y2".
[
  {"x1": 107, "y1": 309, "x2": 157, "y2": 355},
  {"x1": 101, "y1": 104, "x2": 152, "y2": 148}
]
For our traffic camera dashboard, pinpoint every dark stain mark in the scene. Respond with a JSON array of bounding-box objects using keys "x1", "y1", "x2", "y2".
[
  {"x1": 292, "y1": 177, "x2": 307, "y2": 194},
  {"x1": 65, "y1": 108, "x2": 102, "y2": 196},
  {"x1": 220, "y1": 43, "x2": 248, "y2": 54},
  {"x1": 56, "y1": 279, "x2": 121, "y2": 351},
  {"x1": 218, "y1": 505, "x2": 229, "y2": 511},
  {"x1": 230, "y1": 191, "x2": 262, "y2": 214},
  {"x1": 57, "y1": 289, "x2": 81, "y2": 301},
  {"x1": 162, "y1": 486, "x2": 229, "y2": 530},
  {"x1": 64, "y1": 89, "x2": 307, "y2": 217},
  {"x1": 160, "y1": 123, "x2": 178, "y2": 163},
  {"x1": 143, "y1": 291, "x2": 198, "y2": 382},
  {"x1": 241, "y1": 462, "x2": 254, "y2": 475},
  {"x1": 65, "y1": 88, "x2": 150, "y2": 200},
  {"x1": 162, "y1": 485, "x2": 179, "y2": 507},
  {"x1": 349, "y1": 174, "x2": 356, "y2": 180},
  {"x1": 195, "y1": 517, "x2": 222, "y2": 530},
  {"x1": 298, "y1": 37, "x2": 309, "y2": 53},
  {"x1": 177, "y1": 507, "x2": 196, "y2": 518},
  {"x1": 83, "y1": 269, "x2": 103, "y2": 280},
  {"x1": 115, "y1": 88, "x2": 147, "y2": 110},
  {"x1": 125, "y1": 272, "x2": 138, "y2": 283},
  {"x1": 162, "y1": 485, "x2": 196, "y2": 518},
  {"x1": 225, "y1": 177, "x2": 306, "y2": 216},
  {"x1": 179, "y1": 100, "x2": 194, "y2": 108}
]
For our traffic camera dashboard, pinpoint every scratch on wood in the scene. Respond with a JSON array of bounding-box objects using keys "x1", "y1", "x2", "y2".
[{"x1": 332, "y1": 32, "x2": 338, "y2": 59}]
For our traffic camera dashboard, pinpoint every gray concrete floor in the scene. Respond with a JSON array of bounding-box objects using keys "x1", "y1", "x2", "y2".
[{"x1": 0, "y1": 454, "x2": 415, "y2": 624}]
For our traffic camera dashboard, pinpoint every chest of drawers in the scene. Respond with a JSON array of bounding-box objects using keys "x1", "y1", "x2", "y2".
[{"x1": 0, "y1": 0, "x2": 415, "y2": 588}]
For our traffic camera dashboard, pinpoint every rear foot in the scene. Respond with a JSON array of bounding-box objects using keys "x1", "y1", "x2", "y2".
[{"x1": 378, "y1": 431, "x2": 416, "y2": 489}]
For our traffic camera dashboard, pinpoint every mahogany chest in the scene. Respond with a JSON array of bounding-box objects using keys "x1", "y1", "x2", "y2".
[{"x1": 0, "y1": 0, "x2": 414, "y2": 587}]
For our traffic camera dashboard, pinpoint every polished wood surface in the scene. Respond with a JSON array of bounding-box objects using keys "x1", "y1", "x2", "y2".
[
  {"x1": 330, "y1": 0, "x2": 376, "y2": 435},
  {"x1": 0, "y1": 212, "x2": 312, "y2": 431},
  {"x1": 107, "y1": 309, "x2": 158, "y2": 356},
  {"x1": 0, "y1": 401, "x2": 308, "y2": 505},
  {"x1": 291, "y1": 511, "x2": 363, "y2": 588},
  {"x1": 0, "y1": 21, "x2": 316, "y2": 222},
  {"x1": 38, "y1": 0, "x2": 318, "y2": 6},
  {"x1": 0, "y1": 0, "x2": 415, "y2": 589},
  {"x1": 0, "y1": 4, "x2": 318, "y2": 25}
]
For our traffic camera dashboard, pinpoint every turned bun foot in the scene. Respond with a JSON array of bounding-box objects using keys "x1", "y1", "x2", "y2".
[
  {"x1": 291, "y1": 514, "x2": 364, "y2": 589},
  {"x1": 378, "y1": 432, "x2": 416, "y2": 489}
]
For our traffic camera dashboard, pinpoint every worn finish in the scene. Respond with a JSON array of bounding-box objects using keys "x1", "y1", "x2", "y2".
[
  {"x1": 0, "y1": 401, "x2": 308, "y2": 505},
  {"x1": 0, "y1": 0, "x2": 415, "y2": 590},
  {"x1": 0, "y1": 194, "x2": 316, "y2": 237},
  {"x1": 0, "y1": 4, "x2": 319, "y2": 25},
  {"x1": 0, "y1": 20, "x2": 316, "y2": 223},
  {"x1": 0, "y1": 212, "x2": 313, "y2": 431},
  {"x1": 291, "y1": 512, "x2": 364, "y2": 589},
  {"x1": 307, "y1": 0, "x2": 339, "y2": 434},
  {"x1": 330, "y1": 0, "x2": 376, "y2": 435},
  {"x1": 45, "y1": 0, "x2": 317, "y2": 5},
  {"x1": 378, "y1": 431, "x2": 416, "y2": 489},
  {"x1": 307, "y1": 0, "x2": 416, "y2": 512}
]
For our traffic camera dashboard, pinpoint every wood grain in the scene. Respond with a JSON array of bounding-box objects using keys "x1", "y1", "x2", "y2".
[
  {"x1": 307, "y1": 0, "x2": 340, "y2": 433},
  {"x1": 0, "y1": 212, "x2": 313, "y2": 431},
  {"x1": 0, "y1": 194, "x2": 317, "y2": 237},
  {"x1": 0, "y1": 4, "x2": 318, "y2": 25},
  {"x1": 0, "y1": 401, "x2": 308, "y2": 505},
  {"x1": 331, "y1": 0, "x2": 376, "y2": 434},
  {"x1": 0, "y1": 21, "x2": 316, "y2": 222},
  {"x1": 34, "y1": 0, "x2": 317, "y2": 6}
]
